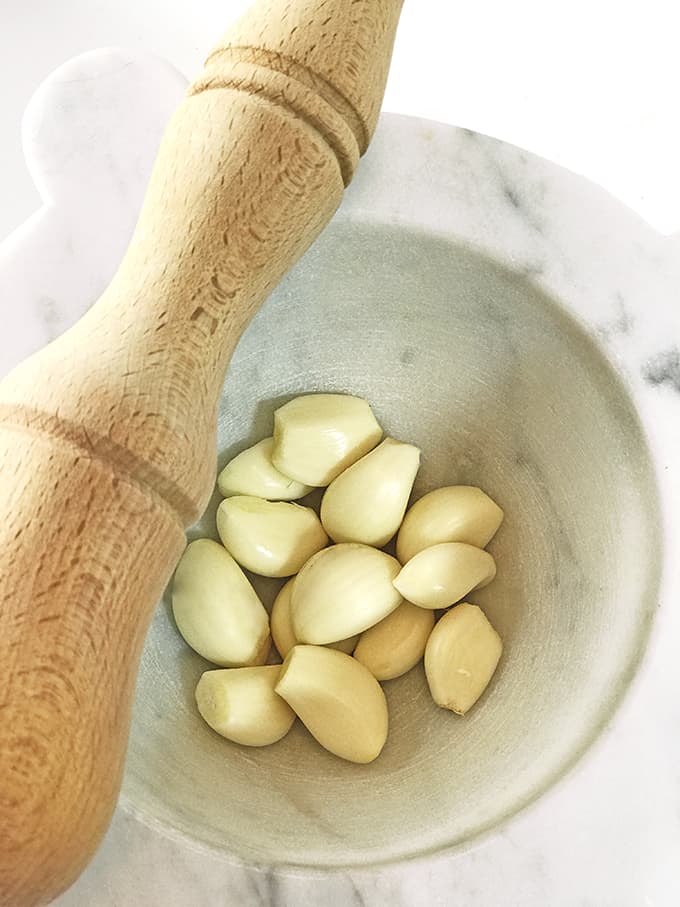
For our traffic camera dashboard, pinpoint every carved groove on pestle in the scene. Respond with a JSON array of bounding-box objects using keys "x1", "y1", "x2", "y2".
[
  {"x1": 204, "y1": 45, "x2": 368, "y2": 151},
  {"x1": 0, "y1": 404, "x2": 193, "y2": 526},
  {"x1": 190, "y1": 47, "x2": 362, "y2": 185}
]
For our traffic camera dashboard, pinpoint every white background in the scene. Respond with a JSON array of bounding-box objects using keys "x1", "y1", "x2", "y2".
[{"x1": 1, "y1": 0, "x2": 680, "y2": 240}]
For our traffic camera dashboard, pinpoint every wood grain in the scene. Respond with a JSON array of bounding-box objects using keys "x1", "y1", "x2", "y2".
[{"x1": 0, "y1": 1, "x2": 403, "y2": 904}]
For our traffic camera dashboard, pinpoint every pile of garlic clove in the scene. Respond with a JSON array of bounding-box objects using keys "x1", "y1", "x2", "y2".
[{"x1": 172, "y1": 394, "x2": 504, "y2": 764}]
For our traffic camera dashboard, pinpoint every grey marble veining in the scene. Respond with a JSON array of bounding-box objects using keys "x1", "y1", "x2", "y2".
[
  {"x1": 0, "y1": 48, "x2": 678, "y2": 906},
  {"x1": 643, "y1": 347, "x2": 680, "y2": 393}
]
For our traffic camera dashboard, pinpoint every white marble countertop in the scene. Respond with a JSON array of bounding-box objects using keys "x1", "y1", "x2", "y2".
[{"x1": 2, "y1": 3, "x2": 680, "y2": 905}]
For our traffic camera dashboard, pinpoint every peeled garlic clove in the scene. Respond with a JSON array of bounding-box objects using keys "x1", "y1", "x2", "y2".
[
  {"x1": 217, "y1": 437, "x2": 314, "y2": 501},
  {"x1": 291, "y1": 543, "x2": 402, "y2": 644},
  {"x1": 172, "y1": 539, "x2": 270, "y2": 666},
  {"x1": 271, "y1": 579, "x2": 357, "y2": 658},
  {"x1": 397, "y1": 486, "x2": 503, "y2": 563},
  {"x1": 195, "y1": 665, "x2": 295, "y2": 746},
  {"x1": 353, "y1": 601, "x2": 434, "y2": 681},
  {"x1": 393, "y1": 542, "x2": 496, "y2": 609},
  {"x1": 424, "y1": 603, "x2": 502, "y2": 714},
  {"x1": 275, "y1": 645, "x2": 388, "y2": 763},
  {"x1": 216, "y1": 496, "x2": 328, "y2": 577},
  {"x1": 271, "y1": 394, "x2": 382, "y2": 486},
  {"x1": 320, "y1": 438, "x2": 420, "y2": 546}
]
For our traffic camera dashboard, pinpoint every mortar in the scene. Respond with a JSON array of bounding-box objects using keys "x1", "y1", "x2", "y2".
[{"x1": 127, "y1": 117, "x2": 665, "y2": 866}]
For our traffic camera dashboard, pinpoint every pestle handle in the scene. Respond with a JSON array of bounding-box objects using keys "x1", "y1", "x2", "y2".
[{"x1": 0, "y1": 2, "x2": 403, "y2": 904}]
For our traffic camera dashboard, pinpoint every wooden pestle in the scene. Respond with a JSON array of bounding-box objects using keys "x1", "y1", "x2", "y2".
[{"x1": 0, "y1": 1, "x2": 404, "y2": 904}]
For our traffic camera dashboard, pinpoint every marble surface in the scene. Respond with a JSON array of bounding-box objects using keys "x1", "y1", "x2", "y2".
[{"x1": 1, "y1": 41, "x2": 679, "y2": 907}]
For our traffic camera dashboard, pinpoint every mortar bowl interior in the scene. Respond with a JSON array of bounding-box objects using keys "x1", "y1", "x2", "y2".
[{"x1": 125, "y1": 220, "x2": 661, "y2": 868}]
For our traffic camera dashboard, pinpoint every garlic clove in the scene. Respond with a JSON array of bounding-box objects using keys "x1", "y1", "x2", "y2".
[
  {"x1": 320, "y1": 438, "x2": 421, "y2": 546},
  {"x1": 424, "y1": 603, "x2": 502, "y2": 714},
  {"x1": 275, "y1": 645, "x2": 388, "y2": 763},
  {"x1": 397, "y1": 486, "x2": 503, "y2": 563},
  {"x1": 291, "y1": 543, "x2": 403, "y2": 644},
  {"x1": 393, "y1": 542, "x2": 496, "y2": 609},
  {"x1": 217, "y1": 437, "x2": 313, "y2": 501},
  {"x1": 353, "y1": 601, "x2": 434, "y2": 681},
  {"x1": 271, "y1": 394, "x2": 382, "y2": 486},
  {"x1": 271, "y1": 578, "x2": 357, "y2": 658},
  {"x1": 195, "y1": 665, "x2": 296, "y2": 745},
  {"x1": 172, "y1": 539, "x2": 270, "y2": 667},
  {"x1": 216, "y1": 496, "x2": 328, "y2": 578}
]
